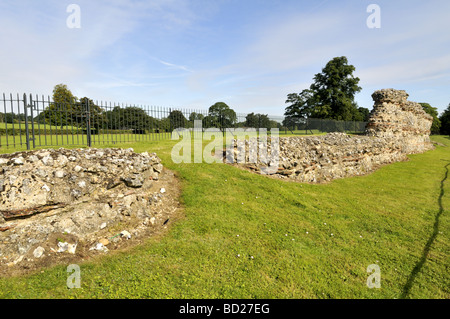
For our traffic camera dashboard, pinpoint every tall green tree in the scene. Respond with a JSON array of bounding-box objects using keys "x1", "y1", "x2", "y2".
[
  {"x1": 208, "y1": 102, "x2": 237, "y2": 129},
  {"x1": 439, "y1": 103, "x2": 450, "y2": 135},
  {"x1": 168, "y1": 110, "x2": 188, "y2": 130},
  {"x1": 283, "y1": 89, "x2": 313, "y2": 127},
  {"x1": 46, "y1": 84, "x2": 78, "y2": 128},
  {"x1": 285, "y1": 56, "x2": 362, "y2": 122},
  {"x1": 202, "y1": 115, "x2": 220, "y2": 129},
  {"x1": 310, "y1": 56, "x2": 362, "y2": 120},
  {"x1": 420, "y1": 102, "x2": 441, "y2": 135},
  {"x1": 53, "y1": 84, "x2": 77, "y2": 105}
]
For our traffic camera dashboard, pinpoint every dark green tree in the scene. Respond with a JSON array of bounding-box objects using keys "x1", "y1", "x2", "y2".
[
  {"x1": 202, "y1": 115, "x2": 220, "y2": 128},
  {"x1": 439, "y1": 103, "x2": 450, "y2": 135},
  {"x1": 105, "y1": 106, "x2": 157, "y2": 131},
  {"x1": 244, "y1": 112, "x2": 272, "y2": 130},
  {"x1": 168, "y1": 110, "x2": 188, "y2": 130},
  {"x1": 353, "y1": 107, "x2": 370, "y2": 122},
  {"x1": 269, "y1": 120, "x2": 282, "y2": 129},
  {"x1": 189, "y1": 112, "x2": 205, "y2": 122},
  {"x1": 2, "y1": 112, "x2": 16, "y2": 123},
  {"x1": 158, "y1": 117, "x2": 171, "y2": 132},
  {"x1": 420, "y1": 103, "x2": 441, "y2": 135},
  {"x1": 208, "y1": 102, "x2": 237, "y2": 129}
]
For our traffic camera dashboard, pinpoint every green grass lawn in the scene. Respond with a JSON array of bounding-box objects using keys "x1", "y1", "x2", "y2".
[
  {"x1": 0, "y1": 136, "x2": 448, "y2": 299},
  {"x1": 0, "y1": 133, "x2": 173, "y2": 151}
]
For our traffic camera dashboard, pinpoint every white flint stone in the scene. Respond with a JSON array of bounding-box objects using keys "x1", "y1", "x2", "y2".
[
  {"x1": 33, "y1": 246, "x2": 45, "y2": 258},
  {"x1": 120, "y1": 230, "x2": 131, "y2": 239},
  {"x1": 54, "y1": 170, "x2": 66, "y2": 178},
  {"x1": 41, "y1": 155, "x2": 54, "y2": 166}
]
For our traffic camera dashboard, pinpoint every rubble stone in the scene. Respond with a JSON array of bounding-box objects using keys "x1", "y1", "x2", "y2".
[{"x1": 0, "y1": 147, "x2": 167, "y2": 267}]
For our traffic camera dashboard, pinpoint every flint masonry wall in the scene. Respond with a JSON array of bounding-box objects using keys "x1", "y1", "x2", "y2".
[
  {"x1": 233, "y1": 89, "x2": 434, "y2": 183},
  {"x1": 0, "y1": 147, "x2": 170, "y2": 267},
  {"x1": 0, "y1": 148, "x2": 162, "y2": 214}
]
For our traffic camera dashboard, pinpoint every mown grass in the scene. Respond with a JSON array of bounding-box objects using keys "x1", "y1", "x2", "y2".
[
  {"x1": 0, "y1": 135, "x2": 448, "y2": 299},
  {"x1": 0, "y1": 132, "x2": 173, "y2": 151}
]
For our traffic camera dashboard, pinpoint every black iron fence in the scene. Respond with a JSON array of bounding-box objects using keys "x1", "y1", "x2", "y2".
[
  {"x1": 0, "y1": 93, "x2": 367, "y2": 150},
  {"x1": 293, "y1": 118, "x2": 368, "y2": 135}
]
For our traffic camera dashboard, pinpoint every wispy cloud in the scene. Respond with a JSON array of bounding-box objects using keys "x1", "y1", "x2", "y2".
[{"x1": 157, "y1": 59, "x2": 193, "y2": 73}]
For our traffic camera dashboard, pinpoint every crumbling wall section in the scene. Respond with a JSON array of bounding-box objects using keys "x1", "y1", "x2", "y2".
[
  {"x1": 232, "y1": 89, "x2": 434, "y2": 182},
  {"x1": 366, "y1": 88, "x2": 433, "y2": 153}
]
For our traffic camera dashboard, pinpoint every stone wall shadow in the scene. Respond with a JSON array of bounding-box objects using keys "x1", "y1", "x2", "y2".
[{"x1": 400, "y1": 160, "x2": 449, "y2": 298}]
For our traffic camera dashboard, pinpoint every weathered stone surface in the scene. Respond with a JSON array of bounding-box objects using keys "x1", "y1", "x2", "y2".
[{"x1": 0, "y1": 148, "x2": 162, "y2": 213}]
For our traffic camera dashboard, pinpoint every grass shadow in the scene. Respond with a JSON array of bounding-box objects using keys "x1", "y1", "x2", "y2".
[{"x1": 400, "y1": 160, "x2": 449, "y2": 298}]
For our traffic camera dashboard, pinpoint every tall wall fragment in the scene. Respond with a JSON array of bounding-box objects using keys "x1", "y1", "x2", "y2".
[{"x1": 366, "y1": 88, "x2": 434, "y2": 153}]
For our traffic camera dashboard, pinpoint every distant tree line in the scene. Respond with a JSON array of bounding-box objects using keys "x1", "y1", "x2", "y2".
[
  {"x1": 0, "y1": 112, "x2": 32, "y2": 123},
  {"x1": 11, "y1": 84, "x2": 282, "y2": 133}
]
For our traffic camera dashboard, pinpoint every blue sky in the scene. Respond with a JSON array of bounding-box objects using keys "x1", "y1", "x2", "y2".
[{"x1": 0, "y1": 0, "x2": 449, "y2": 116}]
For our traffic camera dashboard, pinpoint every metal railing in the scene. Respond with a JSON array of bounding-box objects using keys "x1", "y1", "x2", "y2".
[{"x1": 0, "y1": 93, "x2": 367, "y2": 150}]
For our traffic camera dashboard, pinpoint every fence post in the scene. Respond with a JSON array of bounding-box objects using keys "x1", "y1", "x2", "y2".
[
  {"x1": 85, "y1": 98, "x2": 92, "y2": 147},
  {"x1": 29, "y1": 94, "x2": 36, "y2": 149},
  {"x1": 23, "y1": 93, "x2": 31, "y2": 150}
]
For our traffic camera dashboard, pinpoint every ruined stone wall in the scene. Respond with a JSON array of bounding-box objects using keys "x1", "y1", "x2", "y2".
[
  {"x1": 231, "y1": 133, "x2": 407, "y2": 183},
  {"x1": 232, "y1": 89, "x2": 434, "y2": 182},
  {"x1": 0, "y1": 148, "x2": 178, "y2": 269}
]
